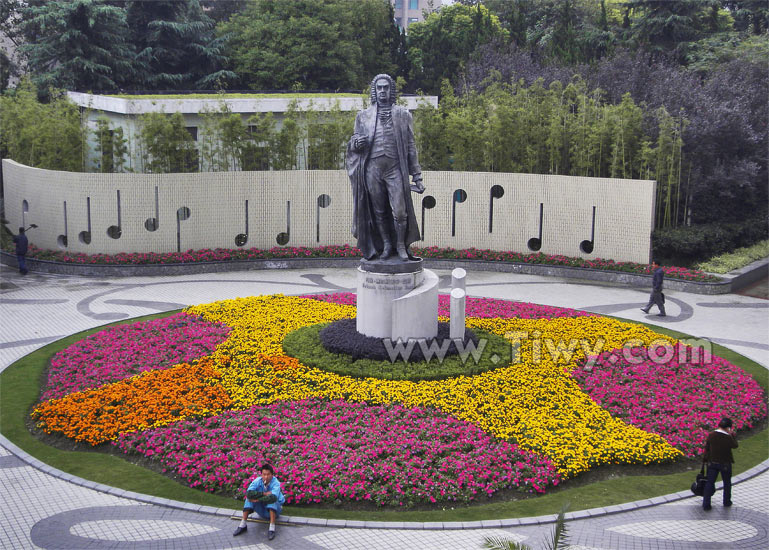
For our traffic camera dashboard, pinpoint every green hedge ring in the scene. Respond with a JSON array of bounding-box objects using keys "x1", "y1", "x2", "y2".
[{"x1": 282, "y1": 322, "x2": 514, "y2": 381}]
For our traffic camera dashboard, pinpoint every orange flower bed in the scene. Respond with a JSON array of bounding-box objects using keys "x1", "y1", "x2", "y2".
[{"x1": 32, "y1": 358, "x2": 233, "y2": 445}]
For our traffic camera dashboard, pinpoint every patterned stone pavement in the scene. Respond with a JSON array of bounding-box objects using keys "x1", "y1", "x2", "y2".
[{"x1": 1, "y1": 263, "x2": 767, "y2": 550}]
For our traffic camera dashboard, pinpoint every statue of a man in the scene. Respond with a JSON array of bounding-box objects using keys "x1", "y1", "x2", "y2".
[{"x1": 346, "y1": 74, "x2": 425, "y2": 261}]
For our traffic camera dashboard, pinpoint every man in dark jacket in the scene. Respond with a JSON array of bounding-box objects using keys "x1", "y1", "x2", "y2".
[
  {"x1": 702, "y1": 417, "x2": 739, "y2": 510},
  {"x1": 641, "y1": 259, "x2": 665, "y2": 316},
  {"x1": 12, "y1": 227, "x2": 29, "y2": 275}
]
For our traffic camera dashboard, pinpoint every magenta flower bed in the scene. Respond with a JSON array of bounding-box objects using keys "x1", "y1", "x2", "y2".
[
  {"x1": 571, "y1": 343, "x2": 768, "y2": 457},
  {"x1": 42, "y1": 313, "x2": 231, "y2": 400},
  {"x1": 114, "y1": 399, "x2": 559, "y2": 507},
  {"x1": 302, "y1": 292, "x2": 593, "y2": 319}
]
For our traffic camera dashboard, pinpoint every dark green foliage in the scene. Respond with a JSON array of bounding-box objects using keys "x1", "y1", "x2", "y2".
[
  {"x1": 406, "y1": 3, "x2": 509, "y2": 94},
  {"x1": 282, "y1": 323, "x2": 512, "y2": 382},
  {"x1": 723, "y1": 0, "x2": 769, "y2": 34},
  {"x1": 127, "y1": 0, "x2": 235, "y2": 90},
  {"x1": 219, "y1": 0, "x2": 399, "y2": 91},
  {"x1": 199, "y1": 0, "x2": 249, "y2": 23},
  {"x1": 652, "y1": 217, "x2": 769, "y2": 266},
  {"x1": 623, "y1": 0, "x2": 724, "y2": 61},
  {"x1": 20, "y1": 0, "x2": 135, "y2": 93}
]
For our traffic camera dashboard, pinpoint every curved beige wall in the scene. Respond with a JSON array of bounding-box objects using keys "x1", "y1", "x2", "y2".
[{"x1": 2, "y1": 160, "x2": 655, "y2": 263}]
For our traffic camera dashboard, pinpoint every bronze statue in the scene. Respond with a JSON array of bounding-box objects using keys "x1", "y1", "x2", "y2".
[{"x1": 346, "y1": 74, "x2": 425, "y2": 261}]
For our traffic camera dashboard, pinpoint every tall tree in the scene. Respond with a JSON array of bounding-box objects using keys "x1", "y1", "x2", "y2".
[
  {"x1": 407, "y1": 3, "x2": 509, "y2": 94},
  {"x1": 623, "y1": 0, "x2": 724, "y2": 60},
  {"x1": 127, "y1": 0, "x2": 235, "y2": 90},
  {"x1": 722, "y1": 0, "x2": 769, "y2": 34},
  {"x1": 20, "y1": 0, "x2": 135, "y2": 93},
  {"x1": 219, "y1": 0, "x2": 398, "y2": 91},
  {"x1": 199, "y1": 0, "x2": 249, "y2": 23}
]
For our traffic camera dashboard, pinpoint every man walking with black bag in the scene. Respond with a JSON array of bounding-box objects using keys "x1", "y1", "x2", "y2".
[
  {"x1": 641, "y1": 259, "x2": 666, "y2": 317},
  {"x1": 702, "y1": 417, "x2": 739, "y2": 511}
]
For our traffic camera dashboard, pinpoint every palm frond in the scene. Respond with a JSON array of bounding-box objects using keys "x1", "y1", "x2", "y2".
[{"x1": 481, "y1": 535, "x2": 531, "y2": 550}]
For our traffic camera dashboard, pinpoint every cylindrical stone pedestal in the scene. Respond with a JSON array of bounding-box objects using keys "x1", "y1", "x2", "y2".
[{"x1": 356, "y1": 259, "x2": 438, "y2": 340}]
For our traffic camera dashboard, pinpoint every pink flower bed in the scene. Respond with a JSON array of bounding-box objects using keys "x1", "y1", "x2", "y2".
[
  {"x1": 302, "y1": 292, "x2": 593, "y2": 319},
  {"x1": 571, "y1": 343, "x2": 768, "y2": 456},
  {"x1": 42, "y1": 313, "x2": 231, "y2": 400},
  {"x1": 114, "y1": 399, "x2": 559, "y2": 507}
]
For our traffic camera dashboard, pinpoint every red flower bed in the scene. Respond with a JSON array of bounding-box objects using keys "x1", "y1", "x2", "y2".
[
  {"x1": 571, "y1": 343, "x2": 767, "y2": 456},
  {"x1": 10, "y1": 243, "x2": 718, "y2": 282}
]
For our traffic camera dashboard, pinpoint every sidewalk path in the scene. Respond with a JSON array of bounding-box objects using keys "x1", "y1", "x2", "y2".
[{"x1": 1, "y1": 264, "x2": 767, "y2": 550}]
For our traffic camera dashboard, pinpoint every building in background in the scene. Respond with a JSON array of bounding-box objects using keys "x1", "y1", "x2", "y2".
[
  {"x1": 391, "y1": 0, "x2": 441, "y2": 32},
  {"x1": 67, "y1": 92, "x2": 438, "y2": 173}
]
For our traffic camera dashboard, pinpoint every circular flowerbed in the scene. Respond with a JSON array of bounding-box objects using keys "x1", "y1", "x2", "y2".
[{"x1": 30, "y1": 293, "x2": 767, "y2": 508}]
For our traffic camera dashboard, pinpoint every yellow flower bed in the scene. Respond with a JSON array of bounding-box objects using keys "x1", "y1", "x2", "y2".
[{"x1": 188, "y1": 295, "x2": 682, "y2": 477}]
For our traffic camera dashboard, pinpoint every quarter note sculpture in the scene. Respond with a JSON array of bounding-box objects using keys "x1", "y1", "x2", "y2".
[
  {"x1": 580, "y1": 206, "x2": 596, "y2": 254},
  {"x1": 145, "y1": 186, "x2": 159, "y2": 232},
  {"x1": 527, "y1": 202, "x2": 544, "y2": 251},
  {"x1": 488, "y1": 184, "x2": 505, "y2": 233},
  {"x1": 276, "y1": 201, "x2": 290, "y2": 246},
  {"x1": 421, "y1": 195, "x2": 436, "y2": 241},
  {"x1": 176, "y1": 207, "x2": 191, "y2": 253},
  {"x1": 316, "y1": 194, "x2": 331, "y2": 243},
  {"x1": 107, "y1": 190, "x2": 122, "y2": 239},
  {"x1": 235, "y1": 200, "x2": 248, "y2": 247},
  {"x1": 57, "y1": 201, "x2": 68, "y2": 248},
  {"x1": 78, "y1": 197, "x2": 92, "y2": 245},
  {"x1": 451, "y1": 189, "x2": 467, "y2": 237}
]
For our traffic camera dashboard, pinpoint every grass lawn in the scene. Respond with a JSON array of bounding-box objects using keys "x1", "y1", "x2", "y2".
[{"x1": 1, "y1": 312, "x2": 766, "y2": 521}]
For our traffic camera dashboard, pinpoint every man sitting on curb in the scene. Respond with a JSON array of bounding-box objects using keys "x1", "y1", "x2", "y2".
[{"x1": 233, "y1": 463, "x2": 286, "y2": 540}]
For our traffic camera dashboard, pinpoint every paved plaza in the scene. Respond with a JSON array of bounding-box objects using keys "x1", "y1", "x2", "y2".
[{"x1": 1, "y1": 263, "x2": 767, "y2": 549}]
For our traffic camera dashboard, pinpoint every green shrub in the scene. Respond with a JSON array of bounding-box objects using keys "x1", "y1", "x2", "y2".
[
  {"x1": 282, "y1": 323, "x2": 513, "y2": 381},
  {"x1": 652, "y1": 217, "x2": 769, "y2": 266},
  {"x1": 697, "y1": 240, "x2": 769, "y2": 274}
]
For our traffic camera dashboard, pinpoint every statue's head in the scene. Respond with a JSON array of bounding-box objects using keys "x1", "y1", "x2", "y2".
[{"x1": 370, "y1": 74, "x2": 397, "y2": 106}]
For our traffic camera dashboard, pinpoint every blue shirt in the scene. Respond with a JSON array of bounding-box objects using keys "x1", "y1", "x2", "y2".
[{"x1": 245, "y1": 476, "x2": 286, "y2": 508}]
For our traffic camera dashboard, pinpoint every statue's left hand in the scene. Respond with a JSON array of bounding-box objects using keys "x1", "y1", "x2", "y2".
[{"x1": 410, "y1": 178, "x2": 425, "y2": 194}]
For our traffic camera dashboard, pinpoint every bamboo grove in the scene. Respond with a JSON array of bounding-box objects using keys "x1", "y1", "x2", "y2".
[
  {"x1": 0, "y1": 79, "x2": 686, "y2": 229},
  {"x1": 413, "y1": 78, "x2": 687, "y2": 230}
]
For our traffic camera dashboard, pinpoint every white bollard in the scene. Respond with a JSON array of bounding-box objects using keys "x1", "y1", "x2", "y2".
[
  {"x1": 451, "y1": 267, "x2": 466, "y2": 292},
  {"x1": 450, "y1": 287, "x2": 466, "y2": 340}
]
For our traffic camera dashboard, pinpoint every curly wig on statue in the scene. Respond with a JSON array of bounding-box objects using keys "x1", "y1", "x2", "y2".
[{"x1": 369, "y1": 74, "x2": 397, "y2": 106}]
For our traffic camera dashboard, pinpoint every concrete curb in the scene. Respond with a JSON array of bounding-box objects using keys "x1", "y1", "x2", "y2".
[
  {"x1": 4, "y1": 251, "x2": 763, "y2": 295},
  {"x1": 701, "y1": 257, "x2": 769, "y2": 292},
  {"x1": 1, "y1": 430, "x2": 766, "y2": 530}
]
